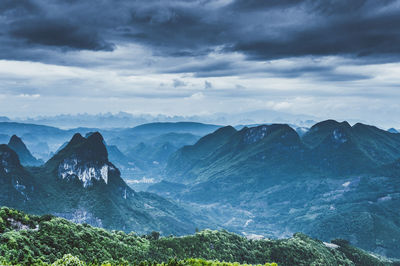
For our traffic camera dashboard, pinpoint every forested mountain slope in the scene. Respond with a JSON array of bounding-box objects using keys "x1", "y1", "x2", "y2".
[
  {"x1": 0, "y1": 207, "x2": 395, "y2": 265},
  {"x1": 152, "y1": 120, "x2": 400, "y2": 258}
]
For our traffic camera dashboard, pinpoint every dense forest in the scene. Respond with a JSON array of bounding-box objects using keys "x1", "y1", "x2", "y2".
[{"x1": 0, "y1": 207, "x2": 396, "y2": 265}]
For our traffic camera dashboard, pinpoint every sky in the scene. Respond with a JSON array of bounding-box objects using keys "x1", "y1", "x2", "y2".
[{"x1": 1, "y1": 0, "x2": 400, "y2": 127}]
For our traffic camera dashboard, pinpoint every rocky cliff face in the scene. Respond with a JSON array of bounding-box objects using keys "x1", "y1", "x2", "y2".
[
  {"x1": 47, "y1": 132, "x2": 122, "y2": 188},
  {"x1": 58, "y1": 158, "x2": 117, "y2": 188}
]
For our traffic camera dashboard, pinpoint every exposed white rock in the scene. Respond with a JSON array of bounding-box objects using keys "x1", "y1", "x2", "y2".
[
  {"x1": 324, "y1": 242, "x2": 339, "y2": 249},
  {"x1": 244, "y1": 219, "x2": 253, "y2": 227},
  {"x1": 244, "y1": 126, "x2": 269, "y2": 144},
  {"x1": 342, "y1": 181, "x2": 351, "y2": 187},
  {"x1": 243, "y1": 232, "x2": 264, "y2": 240},
  {"x1": 2, "y1": 156, "x2": 11, "y2": 173},
  {"x1": 378, "y1": 195, "x2": 392, "y2": 202},
  {"x1": 14, "y1": 180, "x2": 26, "y2": 191},
  {"x1": 126, "y1": 177, "x2": 156, "y2": 184},
  {"x1": 58, "y1": 158, "x2": 111, "y2": 188},
  {"x1": 144, "y1": 203, "x2": 154, "y2": 209},
  {"x1": 100, "y1": 165, "x2": 108, "y2": 184},
  {"x1": 7, "y1": 218, "x2": 36, "y2": 231},
  {"x1": 333, "y1": 129, "x2": 347, "y2": 143}
]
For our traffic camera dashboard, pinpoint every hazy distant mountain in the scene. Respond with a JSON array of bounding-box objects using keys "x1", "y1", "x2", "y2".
[
  {"x1": 0, "y1": 122, "x2": 90, "y2": 155},
  {"x1": 121, "y1": 122, "x2": 220, "y2": 136},
  {"x1": 118, "y1": 131, "x2": 201, "y2": 191},
  {"x1": 0, "y1": 133, "x2": 10, "y2": 144},
  {"x1": 106, "y1": 144, "x2": 134, "y2": 170},
  {"x1": 12, "y1": 110, "x2": 321, "y2": 129},
  {"x1": 7, "y1": 135, "x2": 43, "y2": 166},
  {"x1": 14, "y1": 112, "x2": 213, "y2": 129},
  {"x1": 152, "y1": 120, "x2": 400, "y2": 258},
  {"x1": 0, "y1": 116, "x2": 10, "y2": 122}
]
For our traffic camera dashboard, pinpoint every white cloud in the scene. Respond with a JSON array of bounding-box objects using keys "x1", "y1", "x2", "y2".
[
  {"x1": 188, "y1": 92, "x2": 204, "y2": 100},
  {"x1": 18, "y1": 94, "x2": 40, "y2": 98},
  {"x1": 1, "y1": 45, "x2": 400, "y2": 127}
]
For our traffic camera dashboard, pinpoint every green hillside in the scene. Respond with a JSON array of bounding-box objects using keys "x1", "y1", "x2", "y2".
[{"x1": 0, "y1": 207, "x2": 394, "y2": 265}]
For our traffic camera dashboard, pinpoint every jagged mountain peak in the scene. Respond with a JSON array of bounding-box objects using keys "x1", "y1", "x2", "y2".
[
  {"x1": 302, "y1": 120, "x2": 352, "y2": 148},
  {"x1": 310, "y1": 119, "x2": 350, "y2": 131},
  {"x1": 8, "y1": 134, "x2": 23, "y2": 145},
  {"x1": 46, "y1": 132, "x2": 119, "y2": 188},
  {"x1": 240, "y1": 124, "x2": 299, "y2": 145},
  {"x1": 85, "y1": 131, "x2": 104, "y2": 142},
  {"x1": 69, "y1": 133, "x2": 86, "y2": 145},
  {"x1": 214, "y1": 125, "x2": 236, "y2": 134},
  {"x1": 56, "y1": 132, "x2": 108, "y2": 163},
  {"x1": 8, "y1": 135, "x2": 29, "y2": 154},
  {"x1": 7, "y1": 135, "x2": 42, "y2": 166}
]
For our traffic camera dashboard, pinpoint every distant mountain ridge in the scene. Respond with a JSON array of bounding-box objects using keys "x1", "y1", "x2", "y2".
[
  {"x1": 388, "y1": 128, "x2": 399, "y2": 133},
  {"x1": 8, "y1": 110, "x2": 319, "y2": 129},
  {"x1": 166, "y1": 120, "x2": 400, "y2": 185},
  {"x1": 121, "y1": 122, "x2": 221, "y2": 136}
]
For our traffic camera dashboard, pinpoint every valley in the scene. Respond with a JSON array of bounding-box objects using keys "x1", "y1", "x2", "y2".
[{"x1": 1, "y1": 119, "x2": 400, "y2": 263}]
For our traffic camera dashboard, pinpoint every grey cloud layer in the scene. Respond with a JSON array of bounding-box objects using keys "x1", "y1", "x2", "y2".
[{"x1": 1, "y1": 0, "x2": 399, "y2": 63}]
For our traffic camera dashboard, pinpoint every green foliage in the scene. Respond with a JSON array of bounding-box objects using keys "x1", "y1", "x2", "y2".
[
  {"x1": 331, "y1": 239, "x2": 391, "y2": 266},
  {"x1": 0, "y1": 207, "x2": 394, "y2": 266},
  {"x1": 53, "y1": 254, "x2": 86, "y2": 266}
]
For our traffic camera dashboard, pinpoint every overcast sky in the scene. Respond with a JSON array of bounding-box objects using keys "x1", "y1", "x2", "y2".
[{"x1": 1, "y1": 0, "x2": 400, "y2": 127}]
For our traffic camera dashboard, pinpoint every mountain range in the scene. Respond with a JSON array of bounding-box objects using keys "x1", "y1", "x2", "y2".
[
  {"x1": 1, "y1": 118, "x2": 400, "y2": 259},
  {"x1": 5, "y1": 110, "x2": 319, "y2": 129},
  {"x1": 0, "y1": 121, "x2": 217, "y2": 190},
  {"x1": 150, "y1": 120, "x2": 400, "y2": 258},
  {"x1": 0, "y1": 132, "x2": 207, "y2": 235}
]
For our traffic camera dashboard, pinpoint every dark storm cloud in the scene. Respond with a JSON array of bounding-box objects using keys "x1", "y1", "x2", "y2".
[
  {"x1": 125, "y1": 1, "x2": 227, "y2": 56},
  {"x1": 0, "y1": 0, "x2": 400, "y2": 76},
  {"x1": 164, "y1": 58, "x2": 372, "y2": 81},
  {"x1": 230, "y1": 7, "x2": 400, "y2": 60},
  {"x1": 0, "y1": 0, "x2": 39, "y2": 15},
  {"x1": 228, "y1": 0, "x2": 302, "y2": 10},
  {"x1": 10, "y1": 18, "x2": 114, "y2": 51}
]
